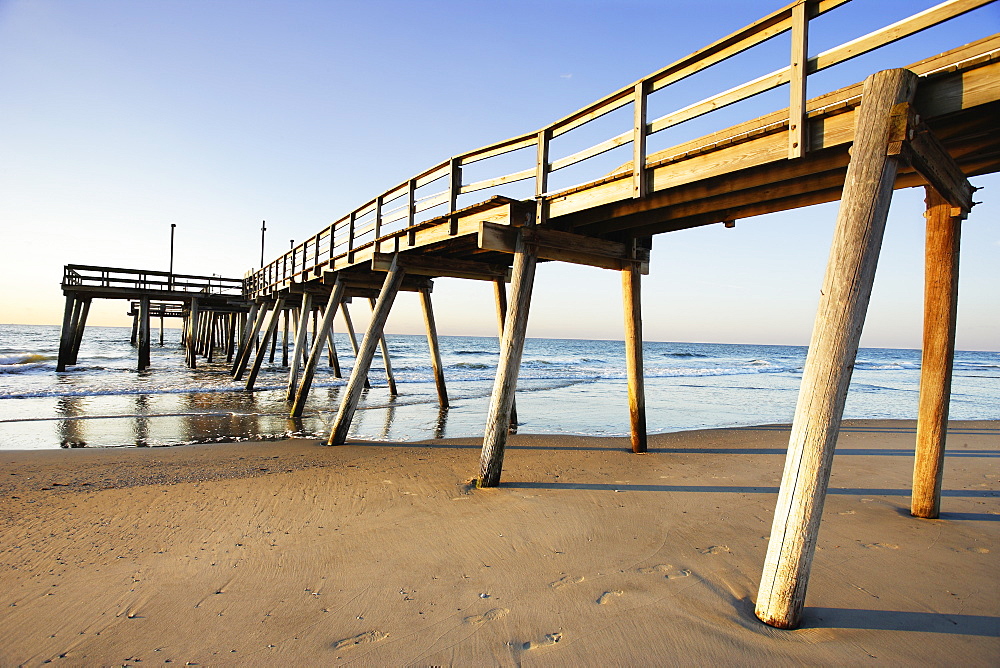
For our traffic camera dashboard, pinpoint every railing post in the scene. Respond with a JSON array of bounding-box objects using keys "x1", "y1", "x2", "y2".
[
  {"x1": 448, "y1": 157, "x2": 461, "y2": 235},
  {"x1": 788, "y1": 0, "x2": 809, "y2": 159},
  {"x1": 374, "y1": 196, "x2": 383, "y2": 246},
  {"x1": 407, "y1": 179, "x2": 417, "y2": 246},
  {"x1": 535, "y1": 129, "x2": 550, "y2": 226},
  {"x1": 348, "y1": 211, "x2": 356, "y2": 261},
  {"x1": 633, "y1": 81, "x2": 648, "y2": 198}
]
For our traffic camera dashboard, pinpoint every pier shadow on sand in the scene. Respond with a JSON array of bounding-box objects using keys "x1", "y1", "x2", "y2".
[{"x1": 500, "y1": 481, "x2": 1000, "y2": 498}]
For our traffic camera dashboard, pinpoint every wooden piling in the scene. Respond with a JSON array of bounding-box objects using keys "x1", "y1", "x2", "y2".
[
  {"x1": 226, "y1": 313, "x2": 237, "y2": 363},
  {"x1": 290, "y1": 280, "x2": 345, "y2": 418},
  {"x1": 911, "y1": 186, "x2": 962, "y2": 519},
  {"x1": 420, "y1": 287, "x2": 448, "y2": 408},
  {"x1": 323, "y1": 305, "x2": 342, "y2": 376},
  {"x1": 755, "y1": 68, "x2": 918, "y2": 630},
  {"x1": 493, "y1": 279, "x2": 517, "y2": 428},
  {"x1": 185, "y1": 298, "x2": 200, "y2": 369},
  {"x1": 130, "y1": 310, "x2": 139, "y2": 346},
  {"x1": 478, "y1": 228, "x2": 538, "y2": 487},
  {"x1": 328, "y1": 257, "x2": 406, "y2": 445},
  {"x1": 233, "y1": 302, "x2": 267, "y2": 380},
  {"x1": 246, "y1": 299, "x2": 284, "y2": 391},
  {"x1": 622, "y1": 262, "x2": 647, "y2": 453},
  {"x1": 281, "y1": 308, "x2": 289, "y2": 367},
  {"x1": 233, "y1": 303, "x2": 261, "y2": 373},
  {"x1": 341, "y1": 302, "x2": 371, "y2": 390},
  {"x1": 138, "y1": 297, "x2": 151, "y2": 370},
  {"x1": 368, "y1": 297, "x2": 398, "y2": 396},
  {"x1": 286, "y1": 294, "x2": 313, "y2": 401},
  {"x1": 68, "y1": 298, "x2": 91, "y2": 366},
  {"x1": 56, "y1": 294, "x2": 77, "y2": 372}
]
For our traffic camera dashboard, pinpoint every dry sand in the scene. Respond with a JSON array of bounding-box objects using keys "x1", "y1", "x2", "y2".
[{"x1": 0, "y1": 420, "x2": 996, "y2": 666}]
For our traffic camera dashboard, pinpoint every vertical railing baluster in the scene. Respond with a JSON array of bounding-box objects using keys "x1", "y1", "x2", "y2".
[
  {"x1": 407, "y1": 179, "x2": 416, "y2": 246},
  {"x1": 448, "y1": 158, "x2": 461, "y2": 235},
  {"x1": 535, "y1": 129, "x2": 550, "y2": 226},
  {"x1": 633, "y1": 81, "x2": 648, "y2": 199},
  {"x1": 788, "y1": 0, "x2": 808, "y2": 159},
  {"x1": 348, "y1": 211, "x2": 356, "y2": 262}
]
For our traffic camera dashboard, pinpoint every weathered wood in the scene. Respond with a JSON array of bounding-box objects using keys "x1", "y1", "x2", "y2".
[
  {"x1": 755, "y1": 68, "x2": 918, "y2": 630},
  {"x1": 912, "y1": 186, "x2": 962, "y2": 519},
  {"x1": 622, "y1": 262, "x2": 647, "y2": 453},
  {"x1": 368, "y1": 297, "x2": 398, "y2": 396},
  {"x1": 420, "y1": 287, "x2": 448, "y2": 408},
  {"x1": 326, "y1": 328, "x2": 342, "y2": 377},
  {"x1": 281, "y1": 308, "x2": 290, "y2": 367},
  {"x1": 328, "y1": 258, "x2": 406, "y2": 445},
  {"x1": 233, "y1": 300, "x2": 266, "y2": 380},
  {"x1": 340, "y1": 301, "x2": 371, "y2": 390},
  {"x1": 371, "y1": 252, "x2": 510, "y2": 282},
  {"x1": 478, "y1": 228, "x2": 538, "y2": 487},
  {"x1": 130, "y1": 310, "x2": 140, "y2": 346},
  {"x1": 903, "y1": 120, "x2": 975, "y2": 214},
  {"x1": 788, "y1": 0, "x2": 808, "y2": 159},
  {"x1": 137, "y1": 297, "x2": 151, "y2": 371},
  {"x1": 186, "y1": 298, "x2": 200, "y2": 370},
  {"x1": 286, "y1": 294, "x2": 313, "y2": 401},
  {"x1": 246, "y1": 299, "x2": 284, "y2": 392},
  {"x1": 68, "y1": 298, "x2": 91, "y2": 365},
  {"x1": 225, "y1": 313, "x2": 237, "y2": 363},
  {"x1": 56, "y1": 295, "x2": 77, "y2": 372},
  {"x1": 233, "y1": 303, "x2": 261, "y2": 373},
  {"x1": 633, "y1": 81, "x2": 648, "y2": 198},
  {"x1": 291, "y1": 280, "x2": 346, "y2": 418},
  {"x1": 479, "y1": 223, "x2": 648, "y2": 273},
  {"x1": 493, "y1": 279, "x2": 517, "y2": 428}
]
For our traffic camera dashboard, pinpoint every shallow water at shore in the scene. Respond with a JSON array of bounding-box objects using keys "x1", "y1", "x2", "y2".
[{"x1": 0, "y1": 324, "x2": 997, "y2": 449}]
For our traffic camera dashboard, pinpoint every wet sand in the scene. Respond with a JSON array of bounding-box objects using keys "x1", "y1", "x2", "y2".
[{"x1": 0, "y1": 420, "x2": 997, "y2": 665}]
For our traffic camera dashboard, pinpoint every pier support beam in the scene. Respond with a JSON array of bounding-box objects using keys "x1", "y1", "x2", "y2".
[
  {"x1": 286, "y1": 294, "x2": 313, "y2": 401},
  {"x1": 755, "y1": 68, "x2": 918, "y2": 630},
  {"x1": 137, "y1": 297, "x2": 151, "y2": 371},
  {"x1": 493, "y1": 279, "x2": 517, "y2": 428},
  {"x1": 233, "y1": 302, "x2": 267, "y2": 380},
  {"x1": 57, "y1": 294, "x2": 77, "y2": 372},
  {"x1": 68, "y1": 298, "x2": 91, "y2": 366},
  {"x1": 341, "y1": 302, "x2": 371, "y2": 390},
  {"x1": 328, "y1": 257, "x2": 406, "y2": 445},
  {"x1": 185, "y1": 298, "x2": 200, "y2": 369},
  {"x1": 911, "y1": 187, "x2": 962, "y2": 519},
  {"x1": 478, "y1": 229, "x2": 538, "y2": 487},
  {"x1": 369, "y1": 297, "x2": 398, "y2": 396},
  {"x1": 246, "y1": 299, "x2": 284, "y2": 391},
  {"x1": 622, "y1": 262, "x2": 647, "y2": 454},
  {"x1": 290, "y1": 280, "x2": 345, "y2": 418},
  {"x1": 420, "y1": 287, "x2": 448, "y2": 408},
  {"x1": 233, "y1": 303, "x2": 261, "y2": 374}
]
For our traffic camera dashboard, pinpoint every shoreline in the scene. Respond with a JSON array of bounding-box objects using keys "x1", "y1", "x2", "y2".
[{"x1": 1, "y1": 420, "x2": 997, "y2": 664}]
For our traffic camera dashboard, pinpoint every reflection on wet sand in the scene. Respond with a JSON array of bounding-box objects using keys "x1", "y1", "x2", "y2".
[
  {"x1": 57, "y1": 396, "x2": 87, "y2": 448},
  {"x1": 133, "y1": 394, "x2": 150, "y2": 446},
  {"x1": 181, "y1": 391, "x2": 262, "y2": 443}
]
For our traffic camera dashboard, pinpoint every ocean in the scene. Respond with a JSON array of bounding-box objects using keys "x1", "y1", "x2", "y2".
[{"x1": 0, "y1": 323, "x2": 997, "y2": 450}]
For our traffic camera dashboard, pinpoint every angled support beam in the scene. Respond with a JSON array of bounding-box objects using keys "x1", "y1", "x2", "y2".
[
  {"x1": 246, "y1": 299, "x2": 284, "y2": 391},
  {"x1": 478, "y1": 228, "x2": 538, "y2": 487},
  {"x1": 493, "y1": 279, "x2": 517, "y2": 428},
  {"x1": 233, "y1": 302, "x2": 266, "y2": 378},
  {"x1": 755, "y1": 68, "x2": 918, "y2": 630},
  {"x1": 622, "y1": 261, "x2": 647, "y2": 453},
  {"x1": 911, "y1": 186, "x2": 962, "y2": 519},
  {"x1": 328, "y1": 257, "x2": 406, "y2": 445},
  {"x1": 368, "y1": 297, "x2": 398, "y2": 396},
  {"x1": 420, "y1": 287, "x2": 448, "y2": 409},
  {"x1": 56, "y1": 294, "x2": 77, "y2": 372},
  {"x1": 68, "y1": 298, "x2": 91, "y2": 365},
  {"x1": 185, "y1": 298, "x2": 200, "y2": 369},
  {"x1": 290, "y1": 280, "x2": 346, "y2": 418},
  {"x1": 286, "y1": 293, "x2": 313, "y2": 401},
  {"x1": 341, "y1": 301, "x2": 371, "y2": 390}
]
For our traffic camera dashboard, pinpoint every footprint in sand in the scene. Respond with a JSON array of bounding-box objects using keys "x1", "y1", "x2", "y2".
[
  {"x1": 860, "y1": 542, "x2": 899, "y2": 550},
  {"x1": 636, "y1": 564, "x2": 672, "y2": 574},
  {"x1": 522, "y1": 632, "x2": 562, "y2": 650},
  {"x1": 700, "y1": 545, "x2": 731, "y2": 555},
  {"x1": 549, "y1": 575, "x2": 584, "y2": 589},
  {"x1": 967, "y1": 547, "x2": 990, "y2": 554},
  {"x1": 596, "y1": 590, "x2": 623, "y2": 605},
  {"x1": 464, "y1": 607, "x2": 510, "y2": 625},
  {"x1": 666, "y1": 569, "x2": 691, "y2": 580},
  {"x1": 332, "y1": 630, "x2": 388, "y2": 651}
]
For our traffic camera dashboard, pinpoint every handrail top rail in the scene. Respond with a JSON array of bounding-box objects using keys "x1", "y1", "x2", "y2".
[{"x1": 64, "y1": 264, "x2": 244, "y2": 284}]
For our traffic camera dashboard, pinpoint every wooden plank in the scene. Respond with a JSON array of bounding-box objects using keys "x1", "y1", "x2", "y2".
[
  {"x1": 536, "y1": 128, "x2": 550, "y2": 223},
  {"x1": 328, "y1": 257, "x2": 406, "y2": 445},
  {"x1": 622, "y1": 262, "x2": 646, "y2": 453},
  {"x1": 478, "y1": 229, "x2": 538, "y2": 487},
  {"x1": 458, "y1": 133, "x2": 538, "y2": 165},
  {"x1": 755, "y1": 68, "x2": 919, "y2": 631},
  {"x1": 460, "y1": 167, "x2": 535, "y2": 195},
  {"x1": 911, "y1": 187, "x2": 961, "y2": 519},
  {"x1": 414, "y1": 162, "x2": 450, "y2": 189},
  {"x1": 371, "y1": 252, "x2": 510, "y2": 282},
  {"x1": 788, "y1": 0, "x2": 809, "y2": 159},
  {"x1": 549, "y1": 130, "x2": 632, "y2": 173},
  {"x1": 904, "y1": 122, "x2": 975, "y2": 214},
  {"x1": 420, "y1": 287, "x2": 449, "y2": 409},
  {"x1": 478, "y1": 222, "x2": 644, "y2": 272}
]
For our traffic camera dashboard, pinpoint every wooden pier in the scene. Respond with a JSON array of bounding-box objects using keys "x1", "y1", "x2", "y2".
[{"x1": 59, "y1": 0, "x2": 999, "y2": 631}]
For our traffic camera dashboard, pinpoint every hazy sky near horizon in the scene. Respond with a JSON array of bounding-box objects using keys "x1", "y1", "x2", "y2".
[{"x1": 1, "y1": 0, "x2": 997, "y2": 350}]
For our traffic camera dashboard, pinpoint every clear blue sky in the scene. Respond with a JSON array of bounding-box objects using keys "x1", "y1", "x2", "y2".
[{"x1": 1, "y1": 0, "x2": 997, "y2": 350}]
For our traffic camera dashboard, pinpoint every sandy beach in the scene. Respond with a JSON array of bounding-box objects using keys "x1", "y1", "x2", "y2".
[{"x1": 0, "y1": 420, "x2": 996, "y2": 665}]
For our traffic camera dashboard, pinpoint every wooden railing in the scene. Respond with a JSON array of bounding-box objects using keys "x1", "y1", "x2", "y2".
[
  {"x1": 245, "y1": 0, "x2": 995, "y2": 298},
  {"x1": 63, "y1": 265, "x2": 244, "y2": 297}
]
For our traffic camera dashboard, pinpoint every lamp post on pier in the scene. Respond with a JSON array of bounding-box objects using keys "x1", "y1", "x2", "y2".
[
  {"x1": 168, "y1": 223, "x2": 176, "y2": 291},
  {"x1": 260, "y1": 220, "x2": 267, "y2": 269}
]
